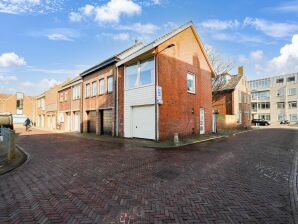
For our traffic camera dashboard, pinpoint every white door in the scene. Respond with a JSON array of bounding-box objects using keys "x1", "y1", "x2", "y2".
[
  {"x1": 200, "y1": 108, "x2": 205, "y2": 134},
  {"x1": 47, "y1": 116, "x2": 51, "y2": 129},
  {"x1": 132, "y1": 105, "x2": 155, "y2": 140},
  {"x1": 74, "y1": 112, "x2": 80, "y2": 132},
  {"x1": 67, "y1": 113, "x2": 71, "y2": 131},
  {"x1": 42, "y1": 115, "x2": 45, "y2": 128},
  {"x1": 38, "y1": 115, "x2": 41, "y2": 127},
  {"x1": 52, "y1": 116, "x2": 56, "y2": 129},
  {"x1": 212, "y1": 113, "x2": 216, "y2": 133}
]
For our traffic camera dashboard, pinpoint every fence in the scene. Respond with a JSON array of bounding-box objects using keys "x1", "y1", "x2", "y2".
[{"x1": 0, "y1": 127, "x2": 16, "y2": 164}]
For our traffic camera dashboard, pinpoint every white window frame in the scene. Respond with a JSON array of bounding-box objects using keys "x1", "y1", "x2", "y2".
[
  {"x1": 187, "y1": 72, "x2": 196, "y2": 94},
  {"x1": 290, "y1": 114, "x2": 297, "y2": 122},
  {"x1": 288, "y1": 88, "x2": 296, "y2": 96},
  {"x1": 99, "y1": 79, "x2": 105, "y2": 95},
  {"x1": 86, "y1": 84, "x2": 91, "y2": 98},
  {"x1": 59, "y1": 112, "x2": 64, "y2": 122},
  {"x1": 107, "y1": 76, "x2": 113, "y2": 93},
  {"x1": 288, "y1": 101, "x2": 297, "y2": 109},
  {"x1": 72, "y1": 85, "x2": 81, "y2": 100},
  {"x1": 92, "y1": 81, "x2": 97, "y2": 97}
]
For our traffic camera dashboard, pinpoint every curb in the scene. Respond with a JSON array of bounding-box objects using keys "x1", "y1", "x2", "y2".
[
  {"x1": 0, "y1": 144, "x2": 29, "y2": 176},
  {"x1": 232, "y1": 129, "x2": 255, "y2": 136},
  {"x1": 290, "y1": 152, "x2": 298, "y2": 224}
]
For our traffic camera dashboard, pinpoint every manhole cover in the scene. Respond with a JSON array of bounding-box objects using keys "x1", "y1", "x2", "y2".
[{"x1": 155, "y1": 169, "x2": 179, "y2": 180}]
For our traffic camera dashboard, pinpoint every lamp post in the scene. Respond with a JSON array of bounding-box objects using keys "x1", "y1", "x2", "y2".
[{"x1": 154, "y1": 43, "x2": 175, "y2": 141}]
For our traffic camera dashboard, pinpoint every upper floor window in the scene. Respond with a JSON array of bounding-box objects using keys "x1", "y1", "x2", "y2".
[
  {"x1": 92, "y1": 81, "x2": 97, "y2": 96},
  {"x1": 258, "y1": 102, "x2": 270, "y2": 110},
  {"x1": 65, "y1": 92, "x2": 68, "y2": 101},
  {"x1": 287, "y1": 76, "x2": 295, "y2": 82},
  {"x1": 187, "y1": 73, "x2": 196, "y2": 93},
  {"x1": 60, "y1": 93, "x2": 64, "y2": 102},
  {"x1": 72, "y1": 85, "x2": 81, "y2": 100},
  {"x1": 289, "y1": 101, "x2": 297, "y2": 109},
  {"x1": 288, "y1": 88, "x2": 296, "y2": 96},
  {"x1": 277, "y1": 89, "x2": 284, "y2": 97},
  {"x1": 108, "y1": 76, "x2": 113, "y2": 93},
  {"x1": 99, "y1": 79, "x2": 105, "y2": 95},
  {"x1": 277, "y1": 102, "x2": 285, "y2": 109},
  {"x1": 125, "y1": 57, "x2": 154, "y2": 89},
  {"x1": 276, "y1": 78, "x2": 284, "y2": 84},
  {"x1": 86, "y1": 84, "x2": 91, "y2": 98}
]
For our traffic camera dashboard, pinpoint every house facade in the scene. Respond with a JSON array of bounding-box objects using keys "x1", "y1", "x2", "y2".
[
  {"x1": 116, "y1": 22, "x2": 214, "y2": 140},
  {"x1": 36, "y1": 84, "x2": 62, "y2": 130},
  {"x1": 249, "y1": 73, "x2": 298, "y2": 124},
  {"x1": 58, "y1": 76, "x2": 82, "y2": 132},
  {"x1": 0, "y1": 93, "x2": 36, "y2": 124},
  {"x1": 212, "y1": 70, "x2": 251, "y2": 129}
]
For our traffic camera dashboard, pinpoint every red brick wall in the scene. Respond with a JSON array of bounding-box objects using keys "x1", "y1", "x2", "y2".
[
  {"x1": 58, "y1": 87, "x2": 71, "y2": 112},
  {"x1": 158, "y1": 27, "x2": 213, "y2": 139},
  {"x1": 212, "y1": 91, "x2": 233, "y2": 115},
  {"x1": 117, "y1": 65, "x2": 124, "y2": 137}
]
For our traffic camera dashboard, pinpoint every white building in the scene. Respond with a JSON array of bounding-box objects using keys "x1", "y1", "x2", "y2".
[{"x1": 248, "y1": 73, "x2": 298, "y2": 124}]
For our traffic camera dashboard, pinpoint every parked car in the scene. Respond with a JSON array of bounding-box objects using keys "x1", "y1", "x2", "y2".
[
  {"x1": 280, "y1": 120, "x2": 290, "y2": 124},
  {"x1": 251, "y1": 119, "x2": 270, "y2": 126},
  {"x1": 0, "y1": 113, "x2": 14, "y2": 131}
]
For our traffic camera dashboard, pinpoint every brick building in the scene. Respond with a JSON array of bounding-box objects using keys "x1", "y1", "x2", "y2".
[
  {"x1": 36, "y1": 84, "x2": 62, "y2": 130},
  {"x1": 80, "y1": 42, "x2": 143, "y2": 136},
  {"x1": 58, "y1": 76, "x2": 82, "y2": 132},
  {"x1": 116, "y1": 21, "x2": 214, "y2": 140},
  {"x1": 0, "y1": 93, "x2": 36, "y2": 124},
  {"x1": 212, "y1": 69, "x2": 251, "y2": 130}
]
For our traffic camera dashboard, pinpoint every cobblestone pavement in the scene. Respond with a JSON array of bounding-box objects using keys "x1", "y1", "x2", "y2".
[{"x1": 0, "y1": 128, "x2": 297, "y2": 223}]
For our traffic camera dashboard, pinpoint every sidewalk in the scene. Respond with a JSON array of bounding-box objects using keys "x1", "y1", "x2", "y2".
[{"x1": 65, "y1": 128, "x2": 254, "y2": 149}]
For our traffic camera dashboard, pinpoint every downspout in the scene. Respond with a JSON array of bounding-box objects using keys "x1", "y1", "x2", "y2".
[
  {"x1": 116, "y1": 66, "x2": 119, "y2": 136},
  {"x1": 113, "y1": 65, "x2": 117, "y2": 137},
  {"x1": 70, "y1": 87, "x2": 72, "y2": 132},
  {"x1": 155, "y1": 49, "x2": 159, "y2": 141}
]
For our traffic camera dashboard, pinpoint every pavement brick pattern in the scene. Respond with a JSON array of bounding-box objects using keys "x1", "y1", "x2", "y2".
[{"x1": 0, "y1": 128, "x2": 297, "y2": 223}]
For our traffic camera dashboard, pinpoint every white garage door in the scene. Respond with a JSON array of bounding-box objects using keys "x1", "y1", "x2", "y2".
[{"x1": 132, "y1": 105, "x2": 155, "y2": 140}]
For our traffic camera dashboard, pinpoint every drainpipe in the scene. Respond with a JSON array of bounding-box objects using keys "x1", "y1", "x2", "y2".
[
  {"x1": 116, "y1": 67, "x2": 119, "y2": 136},
  {"x1": 154, "y1": 50, "x2": 159, "y2": 141}
]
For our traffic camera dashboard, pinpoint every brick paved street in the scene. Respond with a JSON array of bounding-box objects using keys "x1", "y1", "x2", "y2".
[{"x1": 0, "y1": 128, "x2": 297, "y2": 223}]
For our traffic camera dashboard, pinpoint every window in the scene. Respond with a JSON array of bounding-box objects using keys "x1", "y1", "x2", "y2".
[
  {"x1": 92, "y1": 81, "x2": 97, "y2": 96},
  {"x1": 276, "y1": 78, "x2": 284, "y2": 84},
  {"x1": 41, "y1": 98, "x2": 45, "y2": 110},
  {"x1": 278, "y1": 114, "x2": 285, "y2": 121},
  {"x1": 288, "y1": 101, "x2": 297, "y2": 109},
  {"x1": 108, "y1": 76, "x2": 113, "y2": 93},
  {"x1": 257, "y1": 102, "x2": 270, "y2": 110},
  {"x1": 277, "y1": 89, "x2": 284, "y2": 97},
  {"x1": 60, "y1": 93, "x2": 64, "y2": 102},
  {"x1": 287, "y1": 76, "x2": 295, "y2": 82},
  {"x1": 238, "y1": 111, "x2": 242, "y2": 124},
  {"x1": 187, "y1": 73, "x2": 196, "y2": 93},
  {"x1": 125, "y1": 58, "x2": 154, "y2": 89},
  {"x1": 251, "y1": 103, "x2": 257, "y2": 111},
  {"x1": 277, "y1": 102, "x2": 285, "y2": 109},
  {"x1": 288, "y1": 88, "x2": 296, "y2": 96},
  {"x1": 59, "y1": 113, "x2": 64, "y2": 122},
  {"x1": 251, "y1": 91, "x2": 270, "y2": 100},
  {"x1": 72, "y1": 85, "x2": 81, "y2": 100},
  {"x1": 86, "y1": 84, "x2": 91, "y2": 98},
  {"x1": 238, "y1": 90, "x2": 242, "y2": 103},
  {"x1": 259, "y1": 114, "x2": 270, "y2": 121},
  {"x1": 290, "y1": 114, "x2": 297, "y2": 122},
  {"x1": 99, "y1": 79, "x2": 105, "y2": 95},
  {"x1": 65, "y1": 92, "x2": 68, "y2": 101},
  {"x1": 140, "y1": 58, "x2": 154, "y2": 86}
]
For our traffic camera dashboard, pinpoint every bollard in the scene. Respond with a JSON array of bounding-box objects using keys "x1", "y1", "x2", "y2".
[{"x1": 174, "y1": 133, "x2": 179, "y2": 145}]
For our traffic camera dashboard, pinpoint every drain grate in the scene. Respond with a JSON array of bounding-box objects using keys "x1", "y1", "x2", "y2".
[{"x1": 155, "y1": 169, "x2": 179, "y2": 180}]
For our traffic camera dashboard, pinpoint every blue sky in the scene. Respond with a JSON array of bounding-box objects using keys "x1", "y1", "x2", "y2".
[{"x1": 1, "y1": 0, "x2": 298, "y2": 95}]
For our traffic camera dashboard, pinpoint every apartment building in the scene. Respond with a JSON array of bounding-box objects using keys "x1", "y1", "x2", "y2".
[
  {"x1": 36, "y1": 84, "x2": 62, "y2": 129},
  {"x1": 212, "y1": 70, "x2": 251, "y2": 130},
  {"x1": 116, "y1": 21, "x2": 214, "y2": 140},
  {"x1": 58, "y1": 76, "x2": 82, "y2": 132},
  {"x1": 0, "y1": 93, "x2": 36, "y2": 124},
  {"x1": 249, "y1": 73, "x2": 298, "y2": 124}
]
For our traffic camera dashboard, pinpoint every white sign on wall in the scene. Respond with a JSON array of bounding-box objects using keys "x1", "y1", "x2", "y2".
[{"x1": 156, "y1": 86, "x2": 163, "y2": 104}]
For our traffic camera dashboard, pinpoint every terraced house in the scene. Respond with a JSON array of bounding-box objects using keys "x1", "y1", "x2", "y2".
[{"x1": 57, "y1": 76, "x2": 83, "y2": 132}]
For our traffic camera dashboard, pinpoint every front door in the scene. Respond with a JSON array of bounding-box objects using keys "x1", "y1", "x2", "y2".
[
  {"x1": 67, "y1": 113, "x2": 71, "y2": 131},
  {"x1": 74, "y1": 112, "x2": 80, "y2": 132},
  {"x1": 200, "y1": 108, "x2": 205, "y2": 134}
]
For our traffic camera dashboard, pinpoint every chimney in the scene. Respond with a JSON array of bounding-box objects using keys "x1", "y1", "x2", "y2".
[{"x1": 238, "y1": 66, "x2": 244, "y2": 75}]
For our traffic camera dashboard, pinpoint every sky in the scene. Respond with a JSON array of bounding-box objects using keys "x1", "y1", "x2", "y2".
[{"x1": 1, "y1": 0, "x2": 298, "y2": 95}]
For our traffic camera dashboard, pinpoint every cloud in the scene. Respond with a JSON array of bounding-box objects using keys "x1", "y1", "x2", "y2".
[
  {"x1": 116, "y1": 22, "x2": 159, "y2": 34},
  {"x1": 244, "y1": 17, "x2": 298, "y2": 38},
  {"x1": 200, "y1": 19, "x2": 240, "y2": 30},
  {"x1": 112, "y1": 32, "x2": 130, "y2": 40},
  {"x1": 270, "y1": 1, "x2": 298, "y2": 13},
  {"x1": 47, "y1": 33, "x2": 73, "y2": 41},
  {"x1": 211, "y1": 32, "x2": 266, "y2": 44},
  {"x1": 0, "y1": 75, "x2": 18, "y2": 81},
  {"x1": 18, "y1": 78, "x2": 60, "y2": 95},
  {"x1": 69, "y1": 0, "x2": 141, "y2": 24},
  {"x1": 0, "y1": 52, "x2": 26, "y2": 67},
  {"x1": 254, "y1": 34, "x2": 298, "y2": 75},
  {"x1": 238, "y1": 55, "x2": 248, "y2": 64},
  {"x1": 0, "y1": 0, "x2": 64, "y2": 14},
  {"x1": 29, "y1": 28, "x2": 80, "y2": 41},
  {"x1": 250, "y1": 50, "x2": 263, "y2": 61}
]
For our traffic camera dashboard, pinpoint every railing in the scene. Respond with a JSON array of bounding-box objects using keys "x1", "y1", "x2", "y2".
[{"x1": 0, "y1": 127, "x2": 16, "y2": 164}]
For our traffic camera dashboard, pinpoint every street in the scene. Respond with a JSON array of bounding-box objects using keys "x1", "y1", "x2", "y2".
[{"x1": 0, "y1": 128, "x2": 297, "y2": 223}]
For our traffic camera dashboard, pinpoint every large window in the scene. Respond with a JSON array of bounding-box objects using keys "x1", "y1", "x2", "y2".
[
  {"x1": 257, "y1": 102, "x2": 270, "y2": 110},
  {"x1": 288, "y1": 101, "x2": 297, "y2": 109},
  {"x1": 277, "y1": 102, "x2": 285, "y2": 109},
  {"x1": 86, "y1": 84, "x2": 91, "y2": 98},
  {"x1": 72, "y1": 85, "x2": 81, "y2": 100},
  {"x1": 251, "y1": 91, "x2": 270, "y2": 100},
  {"x1": 288, "y1": 88, "x2": 296, "y2": 96},
  {"x1": 287, "y1": 76, "x2": 295, "y2": 82},
  {"x1": 108, "y1": 76, "x2": 113, "y2": 93},
  {"x1": 92, "y1": 81, "x2": 97, "y2": 96},
  {"x1": 259, "y1": 114, "x2": 270, "y2": 121},
  {"x1": 276, "y1": 78, "x2": 284, "y2": 84},
  {"x1": 125, "y1": 58, "x2": 154, "y2": 89},
  {"x1": 187, "y1": 73, "x2": 196, "y2": 93},
  {"x1": 99, "y1": 79, "x2": 105, "y2": 95},
  {"x1": 290, "y1": 114, "x2": 297, "y2": 122}
]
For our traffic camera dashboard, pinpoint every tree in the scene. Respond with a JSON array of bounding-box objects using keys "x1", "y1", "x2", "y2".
[{"x1": 205, "y1": 46, "x2": 235, "y2": 92}]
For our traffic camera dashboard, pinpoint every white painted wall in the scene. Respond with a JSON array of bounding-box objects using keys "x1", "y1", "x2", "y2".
[{"x1": 124, "y1": 85, "x2": 155, "y2": 138}]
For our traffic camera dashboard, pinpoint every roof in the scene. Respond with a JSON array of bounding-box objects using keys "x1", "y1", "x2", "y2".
[
  {"x1": 60, "y1": 76, "x2": 82, "y2": 89},
  {"x1": 0, "y1": 93, "x2": 13, "y2": 100},
  {"x1": 79, "y1": 42, "x2": 144, "y2": 78},
  {"x1": 214, "y1": 74, "x2": 243, "y2": 92},
  {"x1": 115, "y1": 21, "x2": 215, "y2": 74}
]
